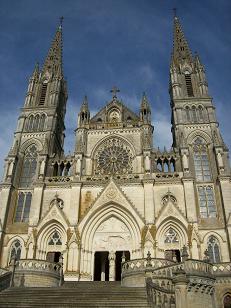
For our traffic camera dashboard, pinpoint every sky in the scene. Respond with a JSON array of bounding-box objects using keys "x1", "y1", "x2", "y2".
[{"x1": 0, "y1": 0, "x2": 231, "y2": 175}]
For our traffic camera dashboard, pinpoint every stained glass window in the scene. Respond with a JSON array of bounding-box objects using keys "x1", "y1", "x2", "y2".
[
  {"x1": 48, "y1": 231, "x2": 62, "y2": 245},
  {"x1": 95, "y1": 138, "x2": 133, "y2": 175},
  {"x1": 14, "y1": 192, "x2": 32, "y2": 222},
  {"x1": 19, "y1": 145, "x2": 37, "y2": 188},
  {"x1": 164, "y1": 228, "x2": 179, "y2": 243},
  {"x1": 198, "y1": 186, "x2": 216, "y2": 218},
  {"x1": 193, "y1": 138, "x2": 211, "y2": 181},
  {"x1": 207, "y1": 236, "x2": 220, "y2": 263}
]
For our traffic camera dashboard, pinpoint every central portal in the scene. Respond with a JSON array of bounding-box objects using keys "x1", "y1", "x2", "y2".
[
  {"x1": 94, "y1": 250, "x2": 130, "y2": 281},
  {"x1": 92, "y1": 216, "x2": 132, "y2": 281}
]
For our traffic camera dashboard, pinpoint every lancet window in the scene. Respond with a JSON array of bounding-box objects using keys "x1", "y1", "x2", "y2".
[
  {"x1": 14, "y1": 192, "x2": 32, "y2": 222},
  {"x1": 198, "y1": 186, "x2": 216, "y2": 218},
  {"x1": 207, "y1": 236, "x2": 220, "y2": 263},
  {"x1": 19, "y1": 145, "x2": 38, "y2": 188},
  {"x1": 9, "y1": 240, "x2": 22, "y2": 262},
  {"x1": 193, "y1": 137, "x2": 211, "y2": 181},
  {"x1": 25, "y1": 114, "x2": 46, "y2": 132}
]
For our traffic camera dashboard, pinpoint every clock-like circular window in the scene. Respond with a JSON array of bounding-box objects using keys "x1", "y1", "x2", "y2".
[{"x1": 95, "y1": 138, "x2": 133, "y2": 175}]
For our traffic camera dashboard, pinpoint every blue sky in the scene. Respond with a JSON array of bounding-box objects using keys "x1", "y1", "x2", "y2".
[{"x1": 0, "y1": 0, "x2": 231, "y2": 174}]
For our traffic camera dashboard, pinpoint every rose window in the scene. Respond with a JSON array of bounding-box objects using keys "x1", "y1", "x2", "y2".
[{"x1": 95, "y1": 138, "x2": 133, "y2": 175}]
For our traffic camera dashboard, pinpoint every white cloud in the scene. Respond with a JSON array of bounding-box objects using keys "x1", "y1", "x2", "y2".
[{"x1": 153, "y1": 111, "x2": 172, "y2": 150}]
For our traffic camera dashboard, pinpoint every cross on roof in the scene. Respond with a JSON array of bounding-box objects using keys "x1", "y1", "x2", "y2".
[{"x1": 110, "y1": 86, "x2": 120, "y2": 98}]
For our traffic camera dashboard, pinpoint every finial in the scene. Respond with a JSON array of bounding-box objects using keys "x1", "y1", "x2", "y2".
[
  {"x1": 110, "y1": 86, "x2": 120, "y2": 98},
  {"x1": 59, "y1": 16, "x2": 64, "y2": 30}
]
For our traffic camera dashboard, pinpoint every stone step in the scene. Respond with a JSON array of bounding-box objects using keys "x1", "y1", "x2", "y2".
[{"x1": 0, "y1": 282, "x2": 149, "y2": 308}]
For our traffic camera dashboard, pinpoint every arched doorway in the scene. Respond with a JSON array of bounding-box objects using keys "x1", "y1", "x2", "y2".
[
  {"x1": 93, "y1": 217, "x2": 131, "y2": 281},
  {"x1": 223, "y1": 294, "x2": 231, "y2": 308}
]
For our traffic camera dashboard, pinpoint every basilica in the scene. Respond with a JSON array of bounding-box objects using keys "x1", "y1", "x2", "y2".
[{"x1": 0, "y1": 14, "x2": 231, "y2": 308}]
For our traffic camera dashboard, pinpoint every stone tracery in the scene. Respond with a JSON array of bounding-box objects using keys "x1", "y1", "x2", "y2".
[{"x1": 95, "y1": 138, "x2": 133, "y2": 175}]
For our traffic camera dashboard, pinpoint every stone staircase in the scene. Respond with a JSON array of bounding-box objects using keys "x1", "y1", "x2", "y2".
[{"x1": 0, "y1": 281, "x2": 149, "y2": 308}]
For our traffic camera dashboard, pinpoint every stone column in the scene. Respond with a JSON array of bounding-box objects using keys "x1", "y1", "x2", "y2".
[
  {"x1": 172, "y1": 269, "x2": 189, "y2": 308},
  {"x1": 108, "y1": 251, "x2": 115, "y2": 281},
  {"x1": 101, "y1": 253, "x2": 106, "y2": 281}
]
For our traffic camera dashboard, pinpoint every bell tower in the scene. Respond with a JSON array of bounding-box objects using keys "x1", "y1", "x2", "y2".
[
  {"x1": 3, "y1": 19, "x2": 68, "y2": 183},
  {"x1": 169, "y1": 14, "x2": 229, "y2": 176},
  {"x1": 0, "y1": 20, "x2": 68, "y2": 245}
]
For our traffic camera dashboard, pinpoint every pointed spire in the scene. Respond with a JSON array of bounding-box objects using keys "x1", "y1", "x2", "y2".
[
  {"x1": 172, "y1": 14, "x2": 193, "y2": 65},
  {"x1": 80, "y1": 95, "x2": 89, "y2": 112},
  {"x1": 32, "y1": 62, "x2": 40, "y2": 79},
  {"x1": 140, "y1": 92, "x2": 150, "y2": 111},
  {"x1": 42, "y1": 18, "x2": 63, "y2": 77}
]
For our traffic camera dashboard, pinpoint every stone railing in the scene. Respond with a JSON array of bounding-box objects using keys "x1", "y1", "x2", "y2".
[
  {"x1": 10, "y1": 259, "x2": 62, "y2": 287},
  {"x1": 16, "y1": 259, "x2": 62, "y2": 276},
  {"x1": 122, "y1": 258, "x2": 175, "y2": 277},
  {"x1": 0, "y1": 271, "x2": 11, "y2": 292},
  {"x1": 212, "y1": 262, "x2": 231, "y2": 277},
  {"x1": 146, "y1": 277, "x2": 175, "y2": 308},
  {"x1": 151, "y1": 259, "x2": 213, "y2": 280},
  {"x1": 47, "y1": 176, "x2": 72, "y2": 183}
]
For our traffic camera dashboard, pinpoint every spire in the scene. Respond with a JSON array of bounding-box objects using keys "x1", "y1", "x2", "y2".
[
  {"x1": 42, "y1": 18, "x2": 63, "y2": 77},
  {"x1": 31, "y1": 62, "x2": 40, "y2": 79},
  {"x1": 140, "y1": 92, "x2": 151, "y2": 123},
  {"x1": 140, "y1": 92, "x2": 150, "y2": 111},
  {"x1": 172, "y1": 14, "x2": 193, "y2": 65},
  {"x1": 80, "y1": 95, "x2": 89, "y2": 112}
]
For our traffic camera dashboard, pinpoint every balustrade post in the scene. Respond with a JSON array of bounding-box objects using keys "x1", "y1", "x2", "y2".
[
  {"x1": 9, "y1": 255, "x2": 17, "y2": 287},
  {"x1": 172, "y1": 268, "x2": 189, "y2": 308},
  {"x1": 181, "y1": 245, "x2": 189, "y2": 262},
  {"x1": 59, "y1": 254, "x2": 64, "y2": 286}
]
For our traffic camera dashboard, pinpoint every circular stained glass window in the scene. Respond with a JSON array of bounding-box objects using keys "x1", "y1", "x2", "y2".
[{"x1": 95, "y1": 138, "x2": 133, "y2": 175}]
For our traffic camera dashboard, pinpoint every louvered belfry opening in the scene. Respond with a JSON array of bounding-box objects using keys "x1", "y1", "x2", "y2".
[
  {"x1": 185, "y1": 74, "x2": 194, "y2": 97},
  {"x1": 39, "y1": 83, "x2": 48, "y2": 105}
]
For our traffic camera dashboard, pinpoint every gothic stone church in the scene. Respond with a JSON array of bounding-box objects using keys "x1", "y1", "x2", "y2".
[{"x1": 0, "y1": 15, "x2": 231, "y2": 307}]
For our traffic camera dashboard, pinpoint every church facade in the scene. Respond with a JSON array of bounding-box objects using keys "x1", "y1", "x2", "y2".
[{"x1": 0, "y1": 15, "x2": 231, "y2": 289}]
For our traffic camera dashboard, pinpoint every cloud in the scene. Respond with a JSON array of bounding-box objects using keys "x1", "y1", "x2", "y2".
[
  {"x1": 153, "y1": 111, "x2": 172, "y2": 150},
  {"x1": 0, "y1": 109, "x2": 18, "y2": 178}
]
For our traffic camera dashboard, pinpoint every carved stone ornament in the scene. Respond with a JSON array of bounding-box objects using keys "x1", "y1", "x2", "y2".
[
  {"x1": 105, "y1": 188, "x2": 117, "y2": 199},
  {"x1": 95, "y1": 138, "x2": 133, "y2": 175}
]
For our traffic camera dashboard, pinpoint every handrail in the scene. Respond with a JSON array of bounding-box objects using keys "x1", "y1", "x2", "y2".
[{"x1": 146, "y1": 277, "x2": 175, "y2": 308}]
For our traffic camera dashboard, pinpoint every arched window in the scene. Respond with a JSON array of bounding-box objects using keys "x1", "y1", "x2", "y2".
[
  {"x1": 27, "y1": 115, "x2": 34, "y2": 132},
  {"x1": 193, "y1": 137, "x2": 211, "y2": 181},
  {"x1": 48, "y1": 231, "x2": 62, "y2": 245},
  {"x1": 192, "y1": 106, "x2": 197, "y2": 122},
  {"x1": 185, "y1": 106, "x2": 191, "y2": 122},
  {"x1": 9, "y1": 240, "x2": 22, "y2": 262},
  {"x1": 14, "y1": 192, "x2": 32, "y2": 222},
  {"x1": 198, "y1": 106, "x2": 204, "y2": 122},
  {"x1": 33, "y1": 114, "x2": 40, "y2": 131},
  {"x1": 39, "y1": 81, "x2": 48, "y2": 105},
  {"x1": 185, "y1": 74, "x2": 194, "y2": 97},
  {"x1": 19, "y1": 145, "x2": 38, "y2": 188},
  {"x1": 198, "y1": 186, "x2": 216, "y2": 218},
  {"x1": 39, "y1": 114, "x2": 46, "y2": 131},
  {"x1": 207, "y1": 236, "x2": 220, "y2": 263},
  {"x1": 164, "y1": 228, "x2": 179, "y2": 243}
]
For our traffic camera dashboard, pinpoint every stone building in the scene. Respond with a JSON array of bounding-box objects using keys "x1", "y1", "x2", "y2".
[{"x1": 0, "y1": 15, "x2": 231, "y2": 307}]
